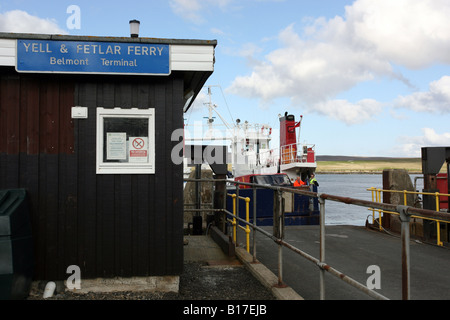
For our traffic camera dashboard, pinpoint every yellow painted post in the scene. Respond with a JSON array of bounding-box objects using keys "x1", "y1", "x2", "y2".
[
  {"x1": 403, "y1": 190, "x2": 407, "y2": 206},
  {"x1": 377, "y1": 189, "x2": 382, "y2": 231},
  {"x1": 435, "y1": 192, "x2": 440, "y2": 212},
  {"x1": 245, "y1": 197, "x2": 251, "y2": 253},
  {"x1": 435, "y1": 192, "x2": 443, "y2": 247},
  {"x1": 437, "y1": 221, "x2": 443, "y2": 247},
  {"x1": 370, "y1": 187, "x2": 376, "y2": 224}
]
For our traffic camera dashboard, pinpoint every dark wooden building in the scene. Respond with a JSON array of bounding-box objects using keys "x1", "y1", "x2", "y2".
[{"x1": 0, "y1": 33, "x2": 216, "y2": 281}]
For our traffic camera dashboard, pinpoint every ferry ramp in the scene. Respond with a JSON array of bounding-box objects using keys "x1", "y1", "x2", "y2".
[{"x1": 245, "y1": 225, "x2": 450, "y2": 300}]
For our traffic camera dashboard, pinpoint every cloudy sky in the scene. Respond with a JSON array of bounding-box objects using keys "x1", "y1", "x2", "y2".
[{"x1": 1, "y1": 0, "x2": 450, "y2": 157}]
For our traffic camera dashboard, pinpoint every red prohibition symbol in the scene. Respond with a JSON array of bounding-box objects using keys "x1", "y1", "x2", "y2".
[{"x1": 132, "y1": 138, "x2": 145, "y2": 150}]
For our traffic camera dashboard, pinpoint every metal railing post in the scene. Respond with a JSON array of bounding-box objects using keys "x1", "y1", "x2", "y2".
[
  {"x1": 398, "y1": 205, "x2": 411, "y2": 300},
  {"x1": 319, "y1": 196, "x2": 326, "y2": 300},
  {"x1": 276, "y1": 189, "x2": 284, "y2": 287},
  {"x1": 245, "y1": 197, "x2": 251, "y2": 253},
  {"x1": 252, "y1": 186, "x2": 257, "y2": 263},
  {"x1": 232, "y1": 194, "x2": 237, "y2": 242},
  {"x1": 435, "y1": 192, "x2": 443, "y2": 246},
  {"x1": 370, "y1": 187, "x2": 376, "y2": 224},
  {"x1": 185, "y1": 178, "x2": 450, "y2": 300},
  {"x1": 235, "y1": 184, "x2": 240, "y2": 246},
  {"x1": 377, "y1": 189, "x2": 382, "y2": 230},
  {"x1": 223, "y1": 182, "x2": 227, "y2": 233},
  {"x1": 195, "y1": 164, "x2": 201, "y2": 217}
]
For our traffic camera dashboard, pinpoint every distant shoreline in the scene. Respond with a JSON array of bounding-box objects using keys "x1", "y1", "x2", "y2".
[
  {"x1": 316, "y1": 156, "x2": 421, "y2": 162},
  {"x1": 315, "y1": 157, "x2": 429, "y2": 175},
  {"x1": 316, "y1": 171, "x2": 423, "y2": 175}
]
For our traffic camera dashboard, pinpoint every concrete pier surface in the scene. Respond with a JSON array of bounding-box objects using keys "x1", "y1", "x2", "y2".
[
  {"x1": 245, "y1": 225, "x2": 450, "y2": 300},
  {"x1": 28, "y1": 226, "x2": 449, "y2": 301},
  {"x1": 184, "y1": 234, "x2": 303, "y2": 300}
]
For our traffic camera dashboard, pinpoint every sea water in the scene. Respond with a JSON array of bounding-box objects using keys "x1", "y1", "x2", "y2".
[{"x1": 317, "y1": 174, "x2": 424, "y2": 226}]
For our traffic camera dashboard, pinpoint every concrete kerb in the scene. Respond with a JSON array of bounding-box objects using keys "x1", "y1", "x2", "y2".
[
  {"x1": 235, "y1": 247, "x2": 304, "y2": 300},
  {"x1": 64, "y1": 276, "x2": 180, "y2": 294}
]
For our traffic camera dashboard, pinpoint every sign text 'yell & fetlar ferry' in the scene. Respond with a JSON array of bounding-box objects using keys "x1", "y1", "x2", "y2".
[{"x1": 16, "y1": 39, "x2": 170, "y2": 75}]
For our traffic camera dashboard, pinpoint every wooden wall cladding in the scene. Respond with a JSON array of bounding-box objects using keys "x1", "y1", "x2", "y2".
[{"x1": 0, "y1": 69, "x2": 184, "y2": 280}]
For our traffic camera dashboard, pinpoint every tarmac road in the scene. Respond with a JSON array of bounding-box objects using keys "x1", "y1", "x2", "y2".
[{"x1": 244, "y1": 225, "x2": 450, "y2": 300}]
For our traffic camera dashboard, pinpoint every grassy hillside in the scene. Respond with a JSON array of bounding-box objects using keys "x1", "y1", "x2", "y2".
[{"x1": 316, "y1": 157, "x2": 425, "y2": 173}]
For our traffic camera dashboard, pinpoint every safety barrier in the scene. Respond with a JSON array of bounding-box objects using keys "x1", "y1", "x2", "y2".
[
  {"x1": 367, "y1": 187, "x2": 450, "y2": 246},
  {"x1": 184, "y1": 178, "x2": 450, "y2": 300},
  {"x1": 280, "y1": 143, "x2": 315, "y2": 165},
  {"x1": 226, "y1": 193, "x2": 251, "y2": 253}
]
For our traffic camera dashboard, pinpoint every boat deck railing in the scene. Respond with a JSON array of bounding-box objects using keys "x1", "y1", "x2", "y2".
[
  {"x1": 253, "y1": 143, "x2": 316, "y2": 169},
  {"x1": 280, "y1": 143, "x2": 316, "y2": 165},
  {"x1": 184, "y1": 178, "x2": 450, "y2": 300}
]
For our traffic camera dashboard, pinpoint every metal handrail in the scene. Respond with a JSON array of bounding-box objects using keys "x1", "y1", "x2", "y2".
[
  {"x1": 280, "y1": 142, "x2": 316, "y2": 165},
  {"x1": 226, "y1": 193, "x2": 251, "y2": 252},
  {"x1": 367, "y1": 187, "x2": 450, "y2": 246},
  {"x1": 184, "y1": 178, "x2": 450, "y2": 300}
]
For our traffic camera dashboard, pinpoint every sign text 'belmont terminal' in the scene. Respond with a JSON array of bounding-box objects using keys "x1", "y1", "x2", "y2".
[{"x1": 16, "y1": 39, "x2": 170, "y2": 75}]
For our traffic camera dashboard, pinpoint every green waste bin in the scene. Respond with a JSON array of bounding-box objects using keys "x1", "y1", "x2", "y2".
[{"x1": 0, "y1": 189, "x2": 34, "y2": 300}]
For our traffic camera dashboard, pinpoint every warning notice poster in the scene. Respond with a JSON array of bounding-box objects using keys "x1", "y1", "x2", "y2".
[
  {"x1": 107, "y1": 132, "x2": 127, "y2": 160},
  {"x1": 129, "y1": 137, "x2": 148, "y2": 163}
]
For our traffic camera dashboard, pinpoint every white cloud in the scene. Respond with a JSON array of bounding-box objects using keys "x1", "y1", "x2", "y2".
[
  {"x1": 394, "y1": 76, "x2": 450, "y2": 113},
  {"x1": 169, "y1": 0, "x2": 205, "y2": 24},
  {"x1": 229, "y1": 23, "x2": 391, "y2": 104},
  {"x1": 346, "y1": 0, "x2": 450, "y2": 69},
  {"x1": 169, "y1": 0, "x2": 284, "y2": 24},
  {"x1": 169, "y1": 0, "x2": 233, "y2": 24},
  {"x1": 227, "y1": 0, "x2": 450, "y2": 123},
  {"x1": 0, "y1": 10, "x2": 66, "y2": 34},
  {"x1": 189, "y1": 90, "x2": 209, "y2": 112},
  {"x1": 238, "y1": 43, "x2": 263, "y2": 59},
  {"x1": 210, "y1": 28, "x2": 225, "y2": 36},
  {"x1": 312, "y1": 99, "x2": 383, "y2": 125},
  {"x1": 398, "y1": 128, "x2": 450, "y2": 157}
]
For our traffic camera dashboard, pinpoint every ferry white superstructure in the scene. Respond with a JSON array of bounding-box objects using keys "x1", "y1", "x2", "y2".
[{"x1": 184, "y1": 87, "x2": 317, "y2": 182}]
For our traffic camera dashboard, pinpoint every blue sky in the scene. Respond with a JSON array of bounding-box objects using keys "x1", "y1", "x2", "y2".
[{"x1": 1, "y1": 0, "x2": 450, "y2": 157}]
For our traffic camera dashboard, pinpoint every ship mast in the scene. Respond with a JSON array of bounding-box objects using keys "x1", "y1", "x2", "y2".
[{"x1": 205, "y1": 85, "x2": 233, "y2": 132}]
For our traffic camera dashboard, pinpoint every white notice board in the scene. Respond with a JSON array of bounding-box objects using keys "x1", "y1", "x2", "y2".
[{"x1": 107, "y1": 132, "x2": 127, "y2": 160}]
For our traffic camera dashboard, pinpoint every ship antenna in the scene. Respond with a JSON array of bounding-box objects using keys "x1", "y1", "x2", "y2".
[{"x1": 297, "y1": 115, "x2": 303, "y2": 145}]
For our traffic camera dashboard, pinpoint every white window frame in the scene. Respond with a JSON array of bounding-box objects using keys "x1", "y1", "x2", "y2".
[{"x1": 96, "y1": 107, "x2": 155, "y2": 174}]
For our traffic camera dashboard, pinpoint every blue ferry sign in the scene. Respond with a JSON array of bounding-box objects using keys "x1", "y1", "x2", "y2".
[{"x1": 16, "y1": 40, "x2": 170, "y2": 75}]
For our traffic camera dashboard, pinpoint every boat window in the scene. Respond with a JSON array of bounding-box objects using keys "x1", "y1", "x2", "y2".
[{"x1": 254, "y1": 175, "x2": 292, "y2": 186}]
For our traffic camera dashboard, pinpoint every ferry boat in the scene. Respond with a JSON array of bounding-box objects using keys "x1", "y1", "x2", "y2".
[
  {"x1": 230, "y1": 172, "x2": 319, "y2": 226},
  {"x1": 184, "y1": 87, "x2": 319, "y2": 225},
  {"x1": 230, "y1": 112, "x2": 317, "y2": 184}
]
